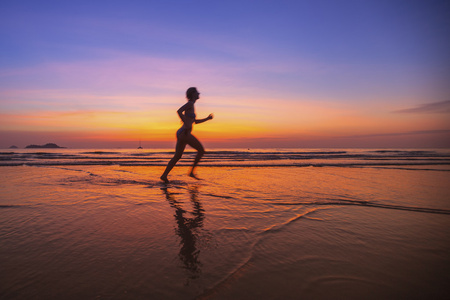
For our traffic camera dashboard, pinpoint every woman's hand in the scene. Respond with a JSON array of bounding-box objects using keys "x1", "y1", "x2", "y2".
[{"x1": 195, "y1": 114, "x2": 214, "y2": 124}]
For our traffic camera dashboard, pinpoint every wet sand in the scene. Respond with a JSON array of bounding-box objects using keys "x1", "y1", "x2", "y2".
[{"x1": 1, "y1": 165, "x2": 449, "y2": 299}]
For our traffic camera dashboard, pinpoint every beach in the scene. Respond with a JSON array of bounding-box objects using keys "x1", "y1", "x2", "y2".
[{"x1": 1, "y1": 149, "x2": 449, "y2": 299}]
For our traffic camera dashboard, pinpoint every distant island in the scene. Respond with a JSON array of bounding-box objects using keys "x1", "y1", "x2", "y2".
[
  {"x1": 25, "y1": 143, "x2": 66, "y2": 149},
  {"x1": 9, "y1": 145, "x2": 18, "y2": 149}
]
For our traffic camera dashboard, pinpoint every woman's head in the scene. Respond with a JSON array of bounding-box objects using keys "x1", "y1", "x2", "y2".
[{"x1": 186, "y1": 87, "x2": 200, "y2": 101}]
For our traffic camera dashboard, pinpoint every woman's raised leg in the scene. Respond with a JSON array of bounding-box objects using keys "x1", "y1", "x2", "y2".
[{"x1": 186, "y1": 134, "x2": 205, "y2": 178}]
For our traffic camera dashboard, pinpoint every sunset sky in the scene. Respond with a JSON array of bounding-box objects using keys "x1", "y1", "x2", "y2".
[{"x1": 1, "y1": 0, "x2": 449, "y2": 149}]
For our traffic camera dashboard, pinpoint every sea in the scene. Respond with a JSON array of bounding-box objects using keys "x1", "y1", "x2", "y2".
[
  {"x1": 1, "y1": 148, "x2": 449, "y2": 299},
  {"x1": 2, "y1": 147, "x2": 450, "y2": 168}
]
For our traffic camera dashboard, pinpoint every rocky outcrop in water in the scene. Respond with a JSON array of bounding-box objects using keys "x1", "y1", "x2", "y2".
[{"x1": 25, "y1": 143, "x2": 66, "y2": 149}]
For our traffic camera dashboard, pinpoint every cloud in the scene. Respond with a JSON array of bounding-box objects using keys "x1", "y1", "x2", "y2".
[{"x1": 393, "y1": 100, "x2": 450, "y2": 114}]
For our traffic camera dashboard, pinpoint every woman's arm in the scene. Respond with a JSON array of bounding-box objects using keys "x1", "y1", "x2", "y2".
[
  {"x1": 195, "y1": 114, "x2": 214, "y2": 124},
  {"x1": 177, "y1": 108, "x2": 185, "y2": 122},
  {"x1": 177, "y1": 102, "x2": 193, "y2": 122}
]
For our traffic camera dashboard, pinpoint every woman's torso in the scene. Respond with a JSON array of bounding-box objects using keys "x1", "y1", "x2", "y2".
[{"x1": 178, "y1": 104, "x2": 196, "y2": 136}]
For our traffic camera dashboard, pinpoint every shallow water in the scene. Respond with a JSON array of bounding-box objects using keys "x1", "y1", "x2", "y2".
[{"x1": 1, "y1": 150, "x2": 450, "y2": 299}]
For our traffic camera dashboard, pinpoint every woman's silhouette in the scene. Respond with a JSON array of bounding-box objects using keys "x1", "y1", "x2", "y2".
[{"x1": 161, "y1": 87, "x2": 213, "y2": 183}]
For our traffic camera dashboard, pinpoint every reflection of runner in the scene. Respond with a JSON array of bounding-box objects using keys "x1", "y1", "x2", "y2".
[
  {"x1": 160, "y1": 87, "x2": 213, "y2": 183},
  {"x1": 162, "y1": 186, "x2": 205, "y2": 278}
]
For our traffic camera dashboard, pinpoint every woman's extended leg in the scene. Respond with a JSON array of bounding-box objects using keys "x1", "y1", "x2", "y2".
[
  {"x1": 160, "y1": 140, "x2": 186, "y2": 183},
  {"x1": 186, "y1": 134, "x2": 205, "y2": 178}
]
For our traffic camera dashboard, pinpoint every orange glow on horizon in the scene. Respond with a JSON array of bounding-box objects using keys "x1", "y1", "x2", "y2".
[{"x1": 1, "y1": 94, "x2": 449, "y2": 148}]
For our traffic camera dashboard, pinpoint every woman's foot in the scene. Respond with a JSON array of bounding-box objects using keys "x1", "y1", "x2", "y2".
[
  {"x1": 160, "y1": 175, "x2": 169, "y2": 183},
  {"x1": 189, "y1": 172, "x2": 202, "y2": 180}
]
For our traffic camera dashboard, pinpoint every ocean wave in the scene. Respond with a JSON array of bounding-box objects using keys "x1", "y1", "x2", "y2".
[
  {"x1": 1, "y1": 149, "x2": 449, "y2": 168},
  {"x1": 1, "y1": 162, "x2": 449, "y2": 169},
  {"x1": 271, "y1": 199, "x2": 450, "y2": 215}
]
